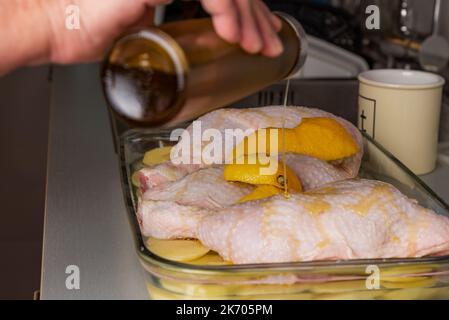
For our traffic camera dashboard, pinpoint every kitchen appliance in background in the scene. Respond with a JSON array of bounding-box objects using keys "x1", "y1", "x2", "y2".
[
  {"x1": 165, "y1": 0, "x2": 370, "y2": 78},
  {"x1": 263, "y1": 0, "x2": 449, "y2": 75},
  {"x1": 350, "y1": 0, "x2": 449, "y2": 71},
  {"x1": 249, "y1": 0, "x2": 372, "y2": 78},
  {"x1": 165, "y1": 1, "x2": 449, "y2": 73},
  {"x1": 263, "y1": 0, "x2": 363, "y2": 53},
  {"x1": 332, "y1": 0, "x2": 449, "y2": 159},
  {"x1": 295, "y1": 35, "x2": 368, "y2": 78}
]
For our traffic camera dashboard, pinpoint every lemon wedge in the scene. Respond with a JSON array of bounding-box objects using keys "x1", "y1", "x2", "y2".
[
  {"x1": 224, "y1": 155, "x2": 301, "y2": 203},
  {"x1": 232, "y1": 117, "x2": 358, "y2": 162},
  {"x1": 224, "y1": 155, "x2": 302, "y2": 192},
  {"x1": 287, "y1": 117, "x2": 359, "y2": 161},
  {"x1": 238, "y1": 185, "x2": 282, "y2": 203}
]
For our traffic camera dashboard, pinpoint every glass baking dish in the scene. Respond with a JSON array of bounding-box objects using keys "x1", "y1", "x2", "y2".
[{"x1": 119, "y1": 125, "x2": 449, "y2": 300}]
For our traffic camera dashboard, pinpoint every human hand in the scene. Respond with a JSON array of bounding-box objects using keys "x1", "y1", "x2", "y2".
[
  {"x1": 202, "y1": 0, "x2": 283, "y2": 57},
  {"x1": 0, "y1": 0, "x2": 284, "y2": 75},
  {"x1": 46, "y1": 0, "x2": 283, "y2": 64},
  {"x1": 45, "y1": 0, "x2": 171, "y2": 63}
]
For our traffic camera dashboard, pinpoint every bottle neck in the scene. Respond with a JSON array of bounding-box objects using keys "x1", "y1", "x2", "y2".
[{"x1": 275, "y1": 12, "x2": 308, "y2": 78}]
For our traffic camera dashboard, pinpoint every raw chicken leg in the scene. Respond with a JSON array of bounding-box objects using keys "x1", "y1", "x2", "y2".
[
  {"x1": 139, "y1": 157, "x2": 351, "y2": 237},
  {"x1": 139, "y1": 179, "x2": 449, "y2": 263},
  {"x1": 142, "y1": 153, "x2": 352, "y2": 212},
  {"x1": 138, "y1": 106, "x2": 363, "y2": 193},
  {"x1": 284, "y1": 154, "x2": 350, "y2": 190},
  {"x1": 142, "y1": 167, "x2": 253, "y2": 209}
]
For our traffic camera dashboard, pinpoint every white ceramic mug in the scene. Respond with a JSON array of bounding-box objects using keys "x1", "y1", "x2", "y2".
[{"x1": 358, "y1": 69, "x2": 445, "y2": 175}]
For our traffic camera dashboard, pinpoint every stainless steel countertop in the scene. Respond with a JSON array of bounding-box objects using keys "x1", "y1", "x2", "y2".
[
  {"x1": 40, "y1": 64, "x2": 449, "y2": 299},
  {"x1": 41, "y1": 64, "x2": 148, "y2": 299}
]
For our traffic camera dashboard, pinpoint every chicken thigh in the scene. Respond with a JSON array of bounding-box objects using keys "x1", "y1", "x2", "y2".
[
  {"x1": 139, "y1": 179, "x2": 449, "y2": 263},
  {"x1": 138, "y1": 106, "x2": 363, "y2": 193}
]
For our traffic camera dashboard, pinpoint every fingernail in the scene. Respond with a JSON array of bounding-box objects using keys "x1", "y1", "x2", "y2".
[
  {"x1": 272, "y1": 37, "x2": 283, "y2": 56},
  {"x1": 247, "y1": 39, "x2": 263, "y2": 54},
  {"x1": 253, "y1": 38, "x2": 263, "y2": 53}
]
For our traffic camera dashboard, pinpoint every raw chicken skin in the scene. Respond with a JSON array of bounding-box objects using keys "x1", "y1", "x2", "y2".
[
  {"x1": 284, "y1": 154, "x2": 350, "y2": 191},
  {"x1": 139, "y1": 160, "x2": 350, "y2": 238},
  {"x1": 142, "y1": 167, "x2": 253, "y2": 209},
  {"x1": 139, "y1": 179, "x2": 449, "y2": 263},
  {"x1": 138, "y1": 106, "x2": 363, "y2": 193},
  {"x1": 141, "y1": 153, "x2": 352, "y2": 212},
  {"x1": 140, "y1": 167, "x2": 252, "y2": 238}
]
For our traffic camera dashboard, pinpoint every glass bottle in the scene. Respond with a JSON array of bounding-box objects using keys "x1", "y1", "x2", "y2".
[{"x1": 102, "y1": 12, "x2": 308, "y2": 127}]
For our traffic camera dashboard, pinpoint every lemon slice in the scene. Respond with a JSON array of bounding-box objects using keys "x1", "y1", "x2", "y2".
[
  {"x1": 146, "y1": 238, "x2": 210, "y2": 262},
  {"x1": 288, "y1": 117, "x2": 359, "y2": 161},
  {"x1": 143, "y1": 146, "x2": 173, "y2": 166}
]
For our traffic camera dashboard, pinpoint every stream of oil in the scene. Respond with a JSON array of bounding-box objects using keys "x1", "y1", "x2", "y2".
[{"x1": 281, "y1": 79, "x2": 291, "y2": 198}]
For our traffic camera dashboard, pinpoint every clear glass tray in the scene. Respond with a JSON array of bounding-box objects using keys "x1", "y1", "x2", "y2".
[{"x1": 119, "y1": 127, "x2": 449, "y2": 300}]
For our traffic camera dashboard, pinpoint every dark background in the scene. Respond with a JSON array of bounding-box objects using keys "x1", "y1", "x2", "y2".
[{"x1": 0, "y1": 67, "x2": 50, "y2": 299}]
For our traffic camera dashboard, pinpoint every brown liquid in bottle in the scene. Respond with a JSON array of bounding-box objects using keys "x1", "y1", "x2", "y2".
[
  {"x1": 104, "y1": 65, "x2": 178, "y2": 124},
  {"x1": 102, "y1": 38, "x2": 185, "y2": 126},
  {"x1": 102, "y1": 14, "x2": 307, "y2": 127}
]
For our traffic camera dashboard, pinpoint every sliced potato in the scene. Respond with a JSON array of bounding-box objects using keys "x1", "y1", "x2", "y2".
[
  {"x1": 131, "y1": 171, "x2": 140, "y2": 187},
  {"x1": 143, "y1": 146, "x2": 173, "y2": 166},
  {"x1": 318, "y1": 290, "x2": 384, "y2": 300},
  {"x1": 235, "y1": 283, "x2": 313, "y2": 296},
  {"x1": 381, "y1": 264, "x2": 435, "y2": 277},
  {"x1": 162, "y1": 280, "x2": 312, "y2": 298},
  {"x1": 381, "y1": 287, "x2": 446, "y2": 300},
  {"x1": 310, "y1": 280, "x2": 367, "y2": 293},
  {"x1": 187, "y1": 252, "x2": 232, "y2": 266},
  {"x1": 381, "y1": 277, "x2": 436, "y2": 289},
  {"x1": 245, "y1": 293, "x2": 315, "y2": 300},
  {"x1": 161, "y1": 279, "x2": 234, "y2": 298},
  {"x1": 146, "y1": 237, "x2": 210, "y2": 262},
  {"x1": 147, "y1": 283, "x2": 190, "y2": 300},
  {"x1": 381, "y1": 275, "x2": 430, "y2": 284},
  {"x1": 380, "y1": 264, "x2": 436, "y2": 285}
]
